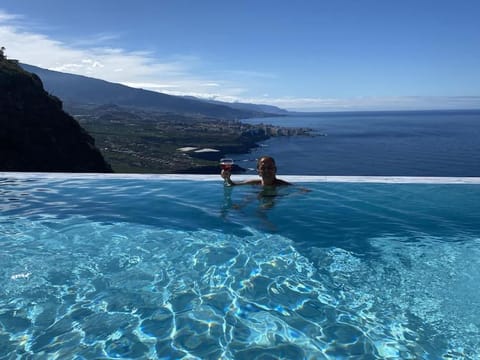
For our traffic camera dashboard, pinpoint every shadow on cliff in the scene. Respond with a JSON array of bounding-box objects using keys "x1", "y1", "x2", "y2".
[{"x1": 0, "y1": 57, "x2": 112, "y2": 172}]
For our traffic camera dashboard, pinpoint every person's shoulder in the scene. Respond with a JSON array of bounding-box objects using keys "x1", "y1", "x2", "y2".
[
  {"x1": 244, "y1": 179, "x2": 262, "y2": 185},
  {"x1": 275, "y1": 178, "x2": 291, "y2": 185}
]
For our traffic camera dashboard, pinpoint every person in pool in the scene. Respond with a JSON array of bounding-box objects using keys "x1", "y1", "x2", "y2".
[{"x1": 221, "y1": 156, "x2": 291, "y2": 186}]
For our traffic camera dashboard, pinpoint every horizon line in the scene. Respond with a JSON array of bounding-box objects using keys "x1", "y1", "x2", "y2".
[{"x1": 17, "y1": 62, "x2": 480, "y2": 113}]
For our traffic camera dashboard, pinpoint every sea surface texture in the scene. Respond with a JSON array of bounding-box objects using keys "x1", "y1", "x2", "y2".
[
  {"x1": 1, "y1": 175, "x2": 479, "y2": 359},
  {"x1": 233, "y1": 110, "x2": 480, "y2": 176}
]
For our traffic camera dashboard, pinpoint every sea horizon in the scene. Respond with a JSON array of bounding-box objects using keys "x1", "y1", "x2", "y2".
[
  {"x1": 230, "y1": 109, "x2": 480, "y2": 177},
  {"x1": 284, "y1": 108, "x2": 480, "y2": 116}
]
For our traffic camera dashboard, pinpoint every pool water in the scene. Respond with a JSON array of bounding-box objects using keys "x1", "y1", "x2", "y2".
[{"x1": 1, "y1": 174, "x2": 479, "y2": 359}]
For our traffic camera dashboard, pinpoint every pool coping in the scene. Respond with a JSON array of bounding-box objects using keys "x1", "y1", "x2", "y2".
[{"x1": 1, "y1": 172, "x2": 480, "y2": 184}]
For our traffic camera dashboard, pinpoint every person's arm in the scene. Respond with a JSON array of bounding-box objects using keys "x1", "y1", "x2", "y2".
[
  {"x1": 274, "y1": 178, "x2": 292, "y2": 186},
  {"x1": 221, "y1": 170, "x2": 259, "y2": 186},
  {"x1": 221, "y1": 169, "x2": 235, "y2": 186}
]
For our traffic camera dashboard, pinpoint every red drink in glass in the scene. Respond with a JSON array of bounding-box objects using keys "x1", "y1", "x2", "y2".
[{"x1": 220, "y1": 158, "x2": 234, "y2": 170}]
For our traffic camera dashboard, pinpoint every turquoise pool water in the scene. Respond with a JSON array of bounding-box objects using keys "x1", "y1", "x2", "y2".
[{"x1": 1, "y1": 174, "x2": 479, "y2": 359}]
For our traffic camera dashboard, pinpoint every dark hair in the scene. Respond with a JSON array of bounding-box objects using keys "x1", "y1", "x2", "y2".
[{"x1": 256, "y1": 156, "x2": 276, "y2": 169}]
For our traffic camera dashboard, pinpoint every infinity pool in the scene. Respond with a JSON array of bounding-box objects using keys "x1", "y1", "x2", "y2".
[{"x1": 1, "y1": 174, "x2": 479, "y2": 359}]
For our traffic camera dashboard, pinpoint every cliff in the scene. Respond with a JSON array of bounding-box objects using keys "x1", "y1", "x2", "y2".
[{"x1": 0, "y1": 58, "x2": 112, "y2": 172}]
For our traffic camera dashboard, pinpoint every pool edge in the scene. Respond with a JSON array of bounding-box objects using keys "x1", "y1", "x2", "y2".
[{"x1": 1, "y1": 172, "x2": 480, "y2": 184}]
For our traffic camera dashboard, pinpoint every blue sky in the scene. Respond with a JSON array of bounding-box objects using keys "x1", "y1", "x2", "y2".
[{"x1": 1, "y1": 0, "x2": 479, "y2": 111}]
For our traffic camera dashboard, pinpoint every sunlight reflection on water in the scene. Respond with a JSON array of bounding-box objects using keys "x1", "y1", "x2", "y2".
[{"x1": 0, "y1": 175, "x2": 479, "y2": 359}]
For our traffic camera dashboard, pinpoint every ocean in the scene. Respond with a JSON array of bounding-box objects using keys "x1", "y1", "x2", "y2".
[{"x1": 229, "y1": 110, "x2": 480, "y2": 176}]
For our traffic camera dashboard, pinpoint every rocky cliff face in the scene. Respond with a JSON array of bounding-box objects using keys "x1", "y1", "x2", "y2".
[{"x1": 0, "y1": 59, "x2": 112, "y2": 172}]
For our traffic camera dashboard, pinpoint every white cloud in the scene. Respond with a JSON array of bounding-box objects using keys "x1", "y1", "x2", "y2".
[
  {"x1": 122, "y1": 82, "x2": 183, "y2": 90},
  {"x1": 1, "y1": 9, "x2": 285, "y2": 106},
  {"x1": 1, "y1": 9, "x2": 478, "y2": 112},
  {"x1": 0, "y1": 9, "x2": 21, "y2": 22},
  {"x1": 202, "y1": 82, "x2": 221, "y2": 87},
  {"x1": 0, "y1": 10, "x2": 235, "y2": 98}
]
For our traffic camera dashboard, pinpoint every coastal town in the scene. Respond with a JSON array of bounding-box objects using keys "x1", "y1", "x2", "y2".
[{"x1": 72, "y1": 103, "x2": 313, "y2": 173}]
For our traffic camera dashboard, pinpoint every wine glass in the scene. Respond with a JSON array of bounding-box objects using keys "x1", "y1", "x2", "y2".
[{"x1": 220, "y1": 158, "x2": 234, "y2": 170}]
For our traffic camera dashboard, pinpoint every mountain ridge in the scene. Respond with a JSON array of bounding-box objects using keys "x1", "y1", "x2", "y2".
[
  {"x1": 180, "y1": 96, "x2": 289, "y2": 115},
  {"x1": 20, "y1": 63, "x2": 287, "y2": 119}
]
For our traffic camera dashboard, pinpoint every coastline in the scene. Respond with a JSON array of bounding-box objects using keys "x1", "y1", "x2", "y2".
[
  {"x1": 177, "y1": 126, "x2": 312, "y2": 174},
  {"x1": 78, "y1": 111, "x2": 313, "y2": 174}
]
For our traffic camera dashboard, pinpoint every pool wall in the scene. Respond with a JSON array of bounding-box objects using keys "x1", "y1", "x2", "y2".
[{"x1": 2, "y1": 172, "x2": 480, "y2": 183}]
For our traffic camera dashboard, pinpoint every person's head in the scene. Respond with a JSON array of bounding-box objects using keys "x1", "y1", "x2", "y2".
[{"x1": 256, "y1": 156, "x2": 277, "y2": 180}]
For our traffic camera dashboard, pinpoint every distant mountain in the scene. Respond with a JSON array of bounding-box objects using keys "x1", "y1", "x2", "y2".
[
  {"x1": 20, "y1": 64, "x2": 277, "y2": 120},
  {"x1": 182, "y1": 96, "x2": 289, "y2": 115},
  {"x1": 0, "y1": 59, "x2": 112, "y2": 172}
]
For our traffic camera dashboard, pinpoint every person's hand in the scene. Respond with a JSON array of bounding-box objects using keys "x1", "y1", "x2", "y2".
[
  {"x1": 221, "y1": 169, "x2": 231, "y2": 180},
  {"x1": 221, "y1": 169, "x2": 234, "y2": 186}
]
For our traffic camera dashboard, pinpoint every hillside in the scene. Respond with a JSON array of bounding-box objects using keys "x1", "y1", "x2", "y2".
[
  {"x1": 181, "y1": 96, "x2": 289, "y2": 115},
  {"x1": 0, "y1": 58, "x2": 112, "y2": 172},
  {"x1": 20, "y1": 64, "x2": 275, "y2": 120},
  {"x1": 71, "y1": 103, "x2": 311, "y2": 173},
  {"x1": 9, "y1": 63, "x2": 310, "y2": 174}
]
